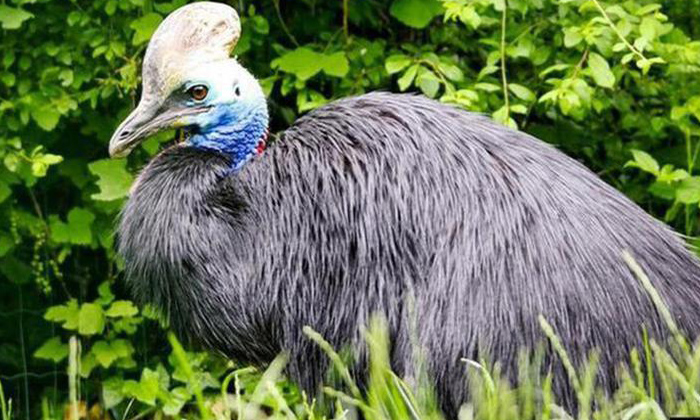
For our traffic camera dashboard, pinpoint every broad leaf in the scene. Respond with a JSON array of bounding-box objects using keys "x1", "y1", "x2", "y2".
[
  {"x1": 273, "y1": 48, "x2": 323, "y2": 80},
  {"x1": 0, "y1": 6, "x2": 34, "y2": 30},
  {"x1": 92, "y1": 340, "x2": 120, "y2": 368},
  {"x1": 78, "y1": 303, "x2": 105, "y2": 335},
  {"x1": 34, "y1": 337, "x2": 69, "y2": 363},
  {"x1": 626, "y1": 149, "x2": 659, "y2": 175},
  {"x1": 677, "y1": 177, "x2": 700, "y2": 204},
  {"x1": 588, "y1": 52, "x2": 615, "y2": 89},
  {"x1": 398, "y1": 64, "x2": 419, "y2": 91},
  {"x1": 45, "y1": 299, "x2": 80, "y2": 330},
  {"x1": 385, "y1": 55, "x2": 412, "y2": 74},
  {"x1": 105, "y1": 300, "x2": 139, "y2": 318},
  {"x1": 50, "y1": 207, "x2": 95, "y2": 245},
  {"x1": 320, "y1": 52, "x2": 349, "y2": 78},
  {"x1": 131, "y1": 13, "x2": 163, "y2": 45},
  {"x1": 31, "y1": 105, "x2": 61, "y2": 131},
  {"x1": 88, "y1": 159, "x2": 133, "y2": 201},
  {"x1": 509, "y1": 84, "x2": 536, "y2": 101},
  {"x1": 390, "y1": 0, "x2": 443, "y2": 29}
]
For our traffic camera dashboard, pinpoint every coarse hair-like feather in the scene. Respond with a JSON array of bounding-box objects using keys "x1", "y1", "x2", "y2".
[{"x1": 118, "y1": 92, "x2": 700, "y2": 417}]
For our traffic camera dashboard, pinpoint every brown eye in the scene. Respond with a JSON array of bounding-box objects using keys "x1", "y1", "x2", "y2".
[{"x1": 188, "y1": 85, "x2": 208, "y2": 101}]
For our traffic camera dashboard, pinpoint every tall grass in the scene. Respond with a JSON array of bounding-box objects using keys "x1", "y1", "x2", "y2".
[
  {"x1": 199, "y1": 252, "x2": 700, "y2": 420},
  {"x1": 0, "y1": 380, "x2": 11, "y2": 420},
  {"x1": 48, "y1": 254, "x2": 700, "y2": 419}
]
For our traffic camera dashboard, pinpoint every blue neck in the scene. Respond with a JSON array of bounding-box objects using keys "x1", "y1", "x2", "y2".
[{"x1": 187, "y1": 103, "x2": 269, "y2": 171}]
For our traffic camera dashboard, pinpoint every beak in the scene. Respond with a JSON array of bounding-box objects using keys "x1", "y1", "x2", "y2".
[{"x1": 109, "y1": 100, "x2": 209, "y2": 158}]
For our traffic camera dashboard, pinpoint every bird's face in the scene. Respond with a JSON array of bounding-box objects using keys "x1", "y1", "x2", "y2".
[
  {"x1": 109, "y1": 59, "x2": 268, "y2": 162},
  {"x1": 108, "y1": 2, "x2": 268, "y2": 168},
  {"x1": 177, "y1": 60, "x2": 266, "y2": 132}
]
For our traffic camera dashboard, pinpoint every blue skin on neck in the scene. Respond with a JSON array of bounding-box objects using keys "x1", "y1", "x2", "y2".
[{"x1": 187, "y1": 102, "x2": 269, "y2": 171}]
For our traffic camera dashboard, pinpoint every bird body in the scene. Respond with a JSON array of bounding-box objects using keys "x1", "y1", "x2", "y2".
[
  {"x1": 119, "y1": 92, "x2": 700, "y2": 416},
  {"x1": 109, "y1": 3, "x2": 700, "y2": 417}
]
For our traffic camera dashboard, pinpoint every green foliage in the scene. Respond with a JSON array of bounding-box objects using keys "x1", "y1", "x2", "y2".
[
  {"x1": 390, "y1": 0, "x2": 443, "y2": 29},
  {"x1": 0, "y1": 0, "x2": 699, "y2": 418}
]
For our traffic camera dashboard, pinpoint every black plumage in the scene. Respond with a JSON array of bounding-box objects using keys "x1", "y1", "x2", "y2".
[{"x1": 119, "y1": 92, "x2": 700, "y2": 417}]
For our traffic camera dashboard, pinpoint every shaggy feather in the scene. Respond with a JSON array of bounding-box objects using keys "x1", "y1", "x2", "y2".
[{"x1": 119, "y1": 92, "x2": 700, "y2": 417}]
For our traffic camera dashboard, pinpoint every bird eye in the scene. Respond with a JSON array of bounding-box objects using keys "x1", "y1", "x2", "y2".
[
  {"x1": 187, "y1": 85, "x2": 209, "y2": 101},
  {"x1": 234, "y1": 86, "x2": 241, "y2": 97}
]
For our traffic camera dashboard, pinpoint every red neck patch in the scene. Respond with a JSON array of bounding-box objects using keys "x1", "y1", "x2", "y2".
[{"x1": 256, "y1": 129, "x2": 269, "y2": 155}]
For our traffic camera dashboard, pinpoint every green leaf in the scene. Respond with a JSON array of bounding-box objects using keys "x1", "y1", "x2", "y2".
[
  {"x1": 131, "y1": 13, "x2": 163, "y2": 45},
  {"x1": 563, "y1": 27, "x2": 582, "y2": 48},
  {"x1": 508, "y1": 84, "x2": 536, "y2": 101},
  {"x1": 625, "y1": 149, "x2": 659, "y2": 175},
  {"x1": 438, "y1": 62, "x2": 464, "y2": 82},
  {"x1": 31, "y1": 105, "x2": 61, "y2": 131},
  {"x1": 30, "y1": 152, "x2": 63, "y2": 178},
  {"x1": 385, "y1": 55, "x2": 412, "y2": 74},
  {"x1": 639, "y1": 17, "x2": 658, "y2": 40},
  {"x1": 90, "y1": 339, "x2": 133, "y2": 369},
  {"x1": 139, "y1": 370, "x2": 162, "y2": 402},
  {"x1": 398, "y1": 64, "x2": 419, "y2": 91},
  {"x1": 657, "y1": 165, "x2": 689, "y2": 183},
  {"x1": 50, "y1": 208, "x2": 95, "y2": 245},
  {"x1": 34, "y1": 337, "x2": 69, "y2": 363},
  {"x1": 272, "y1": 48, "x2": 323, "y2": 80},
  {"x1": 0, "y1": 233, "x2": 14, "y2": 258},
  {"x1": 474, "y1": 82, "x2": 501, "y2": 92},
  {"x1": 493, "y1": 106, "x2": 517, "y2": 129},
  {"x1": 97, "y1": 282, "x2": 116, "y2": 305},
  {"x1": 80, "y1": 352, "x2": 98, "y2": 378},
  {"x1": 319, "y1": 52, "x2": 349, "y2": 78},
  {"x1": 390, "y1": 0, "x2": 443, "y2": 29},
  {"x1": 91, "y1": 340, "x2": 119, "y2": 368},
  {"x1": 0, "y1": 6, "x2": 34, "y2": 30},
  {"x1": 510, "y1": 104, "x2": 528, "y2": 114},
  {"x1": 457, "y1": 4, "x2": 480, "y2": 29},
  {"x1": 297, "y1": 89, "x2": 328, "y2": 112},
  {"x1": 45, "y1": 300, "x2": 80, "y2": 330},
  {"x1": 162, "y1": 387, "x2": 191, "y2": 416},
  {"x1": 78, "y1": 303, "x2": 105, "y2": 336},
  {"x1": 67, "y1": 208, "x2": 94, "y2": 245},
  {"x1": 416, "y1": 69, "x2": 440, "y2": 98},
  {"x1": 649, "y1": 181, "x2": 676, "y2": 201},
  {"x1": 588, "y1": 52, "x2": 615, "y2": 89},
  {"x1": 88, "y1": 159, "x2": 133, "y2": 201},
  {"x1": 0, "y1": 181, "x2": 11, "y2": 204},
  {"x1": 124, "y1": 368, "x2": 160, "y2": 405},
  {"x1": 677, "y1": 177, "x2": 700, "y2": 204},
  {"x1": 0, "y1": 257, "x2": 32, "y2": 285},
  {"x1": 105, "y1": 300, "x2": 139, "y2": 318},
  {"x1": 103, "y1": 377, "x2": 125, "y2": 409},
  {"x1": 110, "y1": 339, "x2": 134, "y2": 359}
]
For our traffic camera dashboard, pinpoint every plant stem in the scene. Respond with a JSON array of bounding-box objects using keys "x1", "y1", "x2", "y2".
[
  {"x1": 500, "y1": 1, "x2": 510, "y2": 121},
  {"x1": 18, "y1": 286, "x2": 29, "y2": 420},
  {"x1": 342, "y1": 0, "x2": 349, "y2": 40},
  {"x1": 418, "y1": 59, "x2": 451, "y2": 93},
  {"x1": 591, "y1": 0, "x2": 647, "y2": 61},
  {"x1": 272, "y1": 0, "x2": 299, "y2": 47},
  {"x1": 126, "y1": 407, "x2": 156, "y2": 420},
  {"x1": 167, "y1": 332, "x2": 211, "y2": 419},
  {"x1": 68, "y1": 336, "x2": 80, "y2": 420},
  {"x1": 684, "y1": 129, "x2": 695, "y2": 236},
  {"x1": 0, "y1": 379, "x2": 8, "y2": 420},
  {"x1": 571, "y1": 48, "x2": 590, "y2": 80}
]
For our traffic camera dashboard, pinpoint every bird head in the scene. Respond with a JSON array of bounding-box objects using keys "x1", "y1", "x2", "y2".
[{"x1": 109, "y1": 2, "x2": 268, "y2": 170}]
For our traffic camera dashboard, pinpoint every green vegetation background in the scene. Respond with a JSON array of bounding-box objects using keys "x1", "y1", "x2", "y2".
[{"x1": 1, "y1": 0, "x2": 700, "y2": 418}]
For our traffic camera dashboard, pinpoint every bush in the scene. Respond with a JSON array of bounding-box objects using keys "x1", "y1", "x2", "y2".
[{"x1": 0, "y1": 0, "x2": 699, "y2": 418}]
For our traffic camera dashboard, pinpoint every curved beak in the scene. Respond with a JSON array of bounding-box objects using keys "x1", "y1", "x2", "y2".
[{"x1": 109, "y1": 101, "x2": 209, "y2": 158}]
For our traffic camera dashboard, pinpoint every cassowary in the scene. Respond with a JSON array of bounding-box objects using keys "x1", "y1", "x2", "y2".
[{"x1": 109, "y1": 2, "x2": 700, "y2": 417}]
